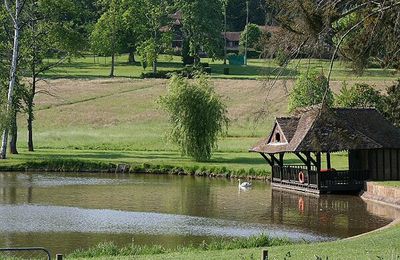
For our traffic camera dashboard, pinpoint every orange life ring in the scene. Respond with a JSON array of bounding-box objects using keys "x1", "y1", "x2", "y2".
[
  {"x1": 298, "y1": 171, "x2": 305, "y2": 184},
  {"x1": 298, "y1": 197, "x2": 305, "y2": 212}
]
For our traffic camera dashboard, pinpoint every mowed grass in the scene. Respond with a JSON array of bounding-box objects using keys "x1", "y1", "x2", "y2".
[
  {"x1": 377, "y1": 181, "x2": 400, "y2": 188},
  {"x1": 3, "y1": 78, "x2": 358, "y2": 172},
  {"x1": 70, "y1": 223, "x2": 400, "y2": 260},
  {"x1": 43, "y1": 54, "x2": 400, "y2": 81}
]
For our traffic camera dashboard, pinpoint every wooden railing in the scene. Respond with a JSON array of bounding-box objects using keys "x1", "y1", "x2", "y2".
[
  {"x1": 272, "y1": 165, "x2": 368, "y2": 192},
  {"x1": 272, "y1": 165, "x2": 318, "y2": 189},
  {"x1": 319, "y1": 170, "x2": 368, "y2": 191}
]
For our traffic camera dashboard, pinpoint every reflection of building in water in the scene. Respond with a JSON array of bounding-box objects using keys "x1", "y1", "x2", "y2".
[
  {"x1": 270, "y1": 189, "x2": 396, "y2": 238},
  {"x1": 0, "y1": 173, "x2": 33, "y2": 204}
]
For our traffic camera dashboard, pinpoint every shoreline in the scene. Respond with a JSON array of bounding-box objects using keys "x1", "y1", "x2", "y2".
[
  {"x1": 345, "y1": 182, "x2": 400, "y2": 240},
  {"x1": 0, "y1": 160, "x2": 272, "y2": 181}
]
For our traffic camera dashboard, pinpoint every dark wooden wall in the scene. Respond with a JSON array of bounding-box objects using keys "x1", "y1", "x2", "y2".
[{"x1": 363, "y1": 149, "x2": 400, "y2": 181}]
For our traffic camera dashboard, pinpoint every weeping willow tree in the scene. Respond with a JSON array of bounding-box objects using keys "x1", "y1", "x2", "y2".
[{"x1": 158, "y1": 74, "x2": 229, "y2": 161}]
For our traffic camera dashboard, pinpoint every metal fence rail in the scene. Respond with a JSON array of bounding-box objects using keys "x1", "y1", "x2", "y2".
[{"x1": 0, "y1": 247, "x2": 51, "y2": 260}]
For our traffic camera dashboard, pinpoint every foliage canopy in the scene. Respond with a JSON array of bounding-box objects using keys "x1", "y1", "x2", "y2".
[
  {"x1": 288, "y1": 70, "x2": 333, "y2": 112},
  {"x1": 335, "y1": 83, "x2": 383, "y2": 110},
  {"x1": 382, "y1": 80, "x2": 400, "y2": 127},
  {"x1": 239, "y1": 23, "x2": 262, "y2": 51},
  {"x1": 159, "y1": 74, "x2": 229, "y2": 161}
]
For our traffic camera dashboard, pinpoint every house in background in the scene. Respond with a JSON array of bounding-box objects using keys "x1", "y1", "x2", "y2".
[
  {"x1": 162, "y1": 11, "x2": 281, "y2": 54},
  {"x1": 250, "y1": 105, "x2": 400, "y2": 194},
  {"x1": 223, "y1": 32, "x2": 241, "y2": 51}
]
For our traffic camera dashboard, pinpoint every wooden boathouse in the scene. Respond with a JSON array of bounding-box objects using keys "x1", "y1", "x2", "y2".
[{"x1": 250, "y1": 105, "x2": 400, "y2": 194}]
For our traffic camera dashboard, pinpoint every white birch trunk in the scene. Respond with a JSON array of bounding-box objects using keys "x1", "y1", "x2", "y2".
[{"x1": 1, "y1": 0, "x2": 20, "y2": 159}]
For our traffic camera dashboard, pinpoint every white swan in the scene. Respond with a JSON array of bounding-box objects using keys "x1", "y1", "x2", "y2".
[{"x1": 238, "y1": 179, "x2": 252, "y2": 188}]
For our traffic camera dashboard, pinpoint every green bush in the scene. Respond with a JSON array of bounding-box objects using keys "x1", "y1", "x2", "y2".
[
  {"x1": 335, "y1": 82, "x2": 383, "y2": 109},
  {"x1": 240, "y1": 23, "x2": 262, "y2": 51},
  {"x1": 158, "y1": 74, "x2": 229, "y2": 161},
  {"x1": 382, "y1": 79, "x2": 400, "y2": 127},
  {"x1": 140, "y1": 70, "x2": 181, "y2": 79},
  {"x1": 288, "y1": 70, "x2": 334, "y2": 112}
]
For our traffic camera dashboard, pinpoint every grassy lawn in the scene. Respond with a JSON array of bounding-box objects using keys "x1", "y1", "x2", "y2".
[
  {"x1": 70, "y1": 223, "x2": 400, "y2": 260},
  {"x1": 376, "y1": 181, "x2": 400, "y2": 188},
  {"x1": 42, "y1": 54, "x2": 400, "y2": 81},
  {"x1": 0, "y1": 78, "x2": 355, "y2": 173}
]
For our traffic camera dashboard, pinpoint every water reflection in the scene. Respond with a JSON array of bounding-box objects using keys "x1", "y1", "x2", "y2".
[
  {"x1": 269, "y1": 189, "x2": 393, "y2": 238},
  {"x1": 0, "y1": 172, "x2": 398, "y2": 254}
]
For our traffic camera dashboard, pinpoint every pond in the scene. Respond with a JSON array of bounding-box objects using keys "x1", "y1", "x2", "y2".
[{"x1": 0, "y1": 172, "x2": 398, "y2": 255}]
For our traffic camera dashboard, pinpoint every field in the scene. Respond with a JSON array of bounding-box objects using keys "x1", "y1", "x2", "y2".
[
  {"x1": 4, "y1": 75, "x2": 395, "y2": 172},
  {"x1": 43, "y1": 54, "x2": 400, "y2": 81},
  {"x1": 5, "y1": 76, "x2": 391, "y2": 173},
  {"x1": 0, "y1": 57, "x2": 396, "y2": 174}
]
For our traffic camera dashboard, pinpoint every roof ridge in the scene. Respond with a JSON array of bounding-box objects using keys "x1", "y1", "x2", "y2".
[{"x1": 292, "y1": 109, "x2": 319, "y2": 151}]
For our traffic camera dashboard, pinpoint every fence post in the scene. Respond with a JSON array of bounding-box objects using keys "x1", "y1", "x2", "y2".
[
  {"x1": 56, "y1": 254, "x2": 63, "y2": 260},
  {"x1": 261, "y1": 249, "x2": 268, "y2": 260}
]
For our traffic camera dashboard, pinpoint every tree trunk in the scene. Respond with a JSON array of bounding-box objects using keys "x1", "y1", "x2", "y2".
[
  {"x1": 27, "y1": 53, "x2": 37, "y2": 152},
  {"x1": 1, "y1": 0, "x2": 21, "y2": 159},
  {"x1": 128, "y1": 52, "x2": 135, "y2": 63},
  {"x1": 110, "y1": 52, "x2": 115, "y2": 77},
  {"x1": 152, "y1": 59, "x2": 157, "y2": 74},
  {"x1": 27, "y1": 97, "x2": 34, "y2": 152},
  {"x1": 9, "y1": 110, "x2": 18, "y2": 155}
]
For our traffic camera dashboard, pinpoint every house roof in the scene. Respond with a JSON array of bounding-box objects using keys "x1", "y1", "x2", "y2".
[
  {"x1": 250, "y1": 105, "x2": 400, "y2": 154},
  {"x1": 223, "y1": 32, "x2": 241, "y2": 42}
]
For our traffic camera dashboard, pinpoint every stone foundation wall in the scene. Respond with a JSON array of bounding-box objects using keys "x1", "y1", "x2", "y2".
[{"x1": 361, "y1": 182, "x2": 400, "y2": 208}]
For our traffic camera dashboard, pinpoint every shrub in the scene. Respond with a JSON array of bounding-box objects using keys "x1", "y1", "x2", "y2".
[
  {"x1": 239, "y1": 23, "x2": 262, "y2": 51},
  {"x1": 382, "y1": 79, "x2": 400, "y2": 127},
  {"x1": 158, "y1": 74, "x2": 229, "y2": 161},
  {"x1": 140, "y1": 70, "x2": 181, "y2": 79},
  {"x1": 335, "y1": 82, "x2": 383, "y2": 109},
  {"x1": 288, "y1": 70, "x2": 333, "y2": 112}
]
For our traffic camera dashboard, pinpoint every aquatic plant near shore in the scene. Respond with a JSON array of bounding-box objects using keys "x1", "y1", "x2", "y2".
[{"x1": 68, "y1": 235, "x2": 294, "y2": 258}]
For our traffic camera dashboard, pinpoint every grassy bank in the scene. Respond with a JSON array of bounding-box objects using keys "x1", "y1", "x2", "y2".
[
  {"x1": 1, "y1": 148, "x2": 348, "y2": 177},
  {"x1": 69, "y1": 223, "x2": 400, "y2": 260},
  {"x1": 43, "y1": 54, "x2": 400, "y2": 81},
  {"x1": 68, "y1": 235, "x2": 293, "y2": 259}
]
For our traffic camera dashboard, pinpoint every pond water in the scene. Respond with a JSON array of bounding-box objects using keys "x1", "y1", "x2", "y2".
[{"x1": 0, "y1": 172, "x2": 398, "y2": 255}]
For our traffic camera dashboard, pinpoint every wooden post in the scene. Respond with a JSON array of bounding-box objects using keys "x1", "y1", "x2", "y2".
[
  {"x1": 56, "y1": 254, "x2": 63, "y2": 260},
  {"x1": 316, "y1": 152, "x2": 321, "y2": 189},
  {"x1": 305, "y1": 152, "x2": 311, "y2": 186},
  {"x1": 326, "y1": 152, "x2": 331, "y2": 169},
  {"x1": 279, "y1": 153, "x2": 284, "y2": 181},
  {"x1": 261, "y1": 249, "x2": 268, "y2": 260}
]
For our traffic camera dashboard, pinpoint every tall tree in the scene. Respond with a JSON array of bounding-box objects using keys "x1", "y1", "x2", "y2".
[
  {"x1": 90, "y1": 0, "x2": 125, "y2": 77},
  {"x1": 0, "y1": 6, "x2": 10, "y2": 135},
  {"x1": 20, "y1": 0, "x2": 88, "y2": 152},
  {"x1": 175, "y1": 0, "x2": 224, "y2": 63},
  {"x1": 226, "y1": 0, "x2": 268, "y2": 31},
  {"x1": 124, "y1": 0, "x2": 171, "y2": 74},
  {"x1": 158, "y1": 74, "x2": 229, "y2": 161},
  {"x1": 1, "y1": 0, "x2": 22, "y2": 159}
]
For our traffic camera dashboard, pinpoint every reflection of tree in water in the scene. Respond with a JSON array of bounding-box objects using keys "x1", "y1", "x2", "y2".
[
  {"x1": 0, "y1": 173, "x2": 33, "y2": 204},
  {"x1": 270, "y1": 189, "x2": 393, "y2": 238},
  {"x1": 179, "y1": 177, "x2": 214, "y2": 217}
]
